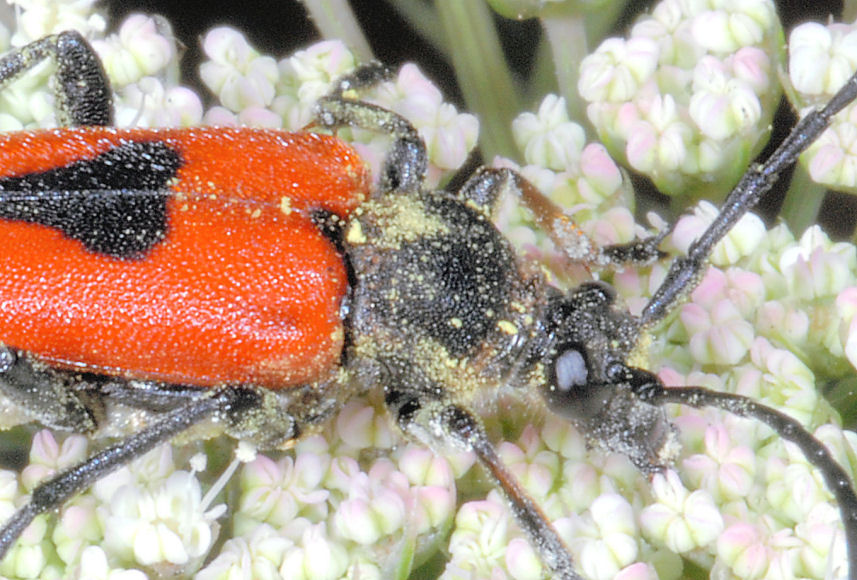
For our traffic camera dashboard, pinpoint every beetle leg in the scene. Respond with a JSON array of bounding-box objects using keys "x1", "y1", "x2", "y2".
[
  {"x1": 384, "y1": 380, "x2": 581, "y2": 580},
  {"x1": 321, "y1": 65, "x2": 664, "y2": 271},
  {"x1": 0, "y1": 385, "x2": 247, "y2": 560},
  {"x1": 97, "y1": 379, "x2": 211, "y2": 413},
  {"x1": 218, "y1": 384, "x2": 303, "y2": 449},
  {"x1": 324, "y1": 61, "x2": 394, "y2": 98},
  {"x1": 315, "y1": 64, "x2": 427, "y2": 195},
  {"x1": 459, "y1": 166, "x2": 666, "y2": 269},
  {"x1": 441, "y1": 404, "x2": 582, "y2": 580},
  {"x1": 90, "y1": 378, "x2": 306, "y2": 449},
  {"x1": 0, "y1": 346, "x2": 99, "y2": 432},
  {"x1": 0, "y1": 30, "x2": 112, "y2": 126}
]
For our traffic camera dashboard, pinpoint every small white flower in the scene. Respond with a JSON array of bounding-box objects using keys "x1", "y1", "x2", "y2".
[
  {"x1": 568, "y1": 493, "x2": 640, "y2": 580},
  {"x1": 778, "y1": 226, "x2": 857, "y2": 300},
  {"x1": 790, "y1": 21, "x2": 857, "y2": 98},
  {"x1": 53, "y1": 496, "x2": 99, "y2": 565},
  {"x1": 499, "y1": 426, "x2": 560, "y2": 505},
  {"x1": 200, "y1": 27, "x2": 279, "y2": 112},
  {"x1": 579, "y1": 37, "x2": 660, "y2": 103},
  {"x1": 680, "y1": 298, "x2": 755, "y2": 365},
  {"x1": 279, "y1": 523, "x2": 348, "y2": 580},
  {"x1": 114, "y1": 77, "x2": 203, "y2": 128},
  {"x1": 681, "y1": 423, "x2": 757, "y2": 501},
  {"x1": 690, "y1": 4, "x2": 774, "y2": 54},
  {"x1": 445, "y1": 496, "x2": 512, "y2": 577},
  {"x1": 235, "y1": 447, "x2": 329, "y2": 534},
  {"x1": 275, "y1": 39, "x2": 357, "y2": 128},
  {"x1": 804, "y1": 115, "x2": 857, "y2": 189},
  {"x1": 504, "y1": 536, "x2": 542, "y2": 580},
  {"x1": 396, "y1": 445, "x2": 456, "y2": 532},
  {"x1": 735, "y1": 338, "x2": 820, "y2": 425},
  {"x1": 92, "y1": 443, "x2": 175, "y2": 503},
  {"x1": 671, "y1": 201, "x2": 766, "y2": 267},
  {"x1": 789, "y1": 20, "x2": 857, "y2": 192},
  {"x1": 512, "y1": 94, "x2": 586, "y2": 171},
  {"x1": 195, "y1": 524, "x2": 291, "y2": 580},
  {"x1": 99, "y1": 470, "x2": 222, "y2": 567},
  {"x1": 689, "y1": 53, "x2": 763, "y2": 141},
  {"x1": 91, "y1": 14, "x2": 176, "y2": 87},
  {"x1": 640, "y1": 470, "x2": 724, "y2": 553},
  {"x1": 332, "y1": 468, "x2": 406, "y2": 545},
  {"x1": 0, "y1": 513, "x2": 51, "y2": 579},
  {"x1": 9, "y1": 0, "x2": 105, "y2": 44},
  {"x1": 794, "y1": 502, "x2": 848, "y2": 578},
  {"x1": 716, "y1": 520, "x2": 781, "y2": 578},
  {"x1": 581, "y1": 0, "x2": 780, "y2": 197},
  {"x1": 335, "y1": 400, "x2": 396, "y2": 451},
  {"x1": 74, "y1": 546, "x2": 147, "y2": 580}
]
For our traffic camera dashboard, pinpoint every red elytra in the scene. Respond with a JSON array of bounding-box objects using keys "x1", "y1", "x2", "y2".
[{"x1": 0, "y1": 127, "x2": 370, "y2": 388}]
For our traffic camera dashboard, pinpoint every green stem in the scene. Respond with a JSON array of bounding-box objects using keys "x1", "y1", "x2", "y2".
[
  {"x1": 526, "y1": 37, "x2": 558, "y2": 103},
  {"x1": 541, "y1": 15, "x2": 587, "y2": 125},
  {"x1": 576, "y1": 0, "x2": 629, "y2": 45},
  {"x1": 435, "y1": 0, "x2": 520, "y2": 160},
  {"x1": 780, "y1": 161, "x2": 826, "y2": 234},
  {"x1": 844, "y1": 0, "x2": 857, "y2": 25},
  {"x1": 383, "y1": 0, "x2": 449, "y2": 60},
  {"x1": 300, "y1": 0, "x2": 374, "y2": 61},
  {"x1": 539, "y1": 1, "x2": 628, "y2": 132}
]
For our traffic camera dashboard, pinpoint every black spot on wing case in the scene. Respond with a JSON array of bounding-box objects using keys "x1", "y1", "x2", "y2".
[{"x1": 0, "y1": 140, "x2": 180, "y2": 259}]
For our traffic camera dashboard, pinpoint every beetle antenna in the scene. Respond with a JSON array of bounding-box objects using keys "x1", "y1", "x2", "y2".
[
  {"x1": 0, "y1": 387, "x2": 236, "y2": 559},
  {"x1": 641, "y1": 70, "x2": 857, "y2": 327},
  {"x1": 650, "y1": 385, "x2": 857, "y2": 570}
]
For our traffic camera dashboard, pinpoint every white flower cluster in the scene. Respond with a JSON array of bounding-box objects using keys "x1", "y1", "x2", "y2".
[
  {"x1": 195, "y1": 404, "x2": 462, "y2": 580},
  {"x1": 0, "y1": 9, "x2": 201, "y2": 129},
  {"x1": 7, "y1": 0, "x2": 104, "y2": 45},
  {"x1": 578, "y1": 0, "x2": 782, "y2": 198},
  {"x1": 603, "y1": 209, "x2": 857, "y2": 578},
  {"x1": 199, "y1": 28, "x2": 478, "y2": 188},
  {"x1": 448, "y1": 8, "x2": 857, "y2": 568},
  {"x1": 0, "y1": 433, "x2": 223, "y2": 579},
  {"x1": 789, "y1": 19, "x2": 857, "y2": 191}
]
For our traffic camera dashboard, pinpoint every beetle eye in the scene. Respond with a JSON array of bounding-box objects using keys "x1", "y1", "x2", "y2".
[
  {"x1": 543, "y1": 344, "x2": 612, "y2": 420},
  {"x1": 555, "y1": 348, "x2": 587, "y2": 390}
]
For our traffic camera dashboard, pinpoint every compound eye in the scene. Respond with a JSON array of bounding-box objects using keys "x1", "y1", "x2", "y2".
[
  {"x1": 543, "y1": 344, "x2": 612, "y2": 420},
  {"x1": 556, "y1": 348, "x2": 587, "y2": 390}
]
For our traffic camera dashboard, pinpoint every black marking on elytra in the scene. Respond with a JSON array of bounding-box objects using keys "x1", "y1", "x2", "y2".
[
  {"x1": 310, "y1": 209, "x2": 346, "y2": 252},
  {"x1": 0, "y1": 141, "x2": 181, "y2": 259}
]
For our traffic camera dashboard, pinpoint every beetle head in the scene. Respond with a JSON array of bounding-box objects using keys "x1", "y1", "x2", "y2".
[{"x1": 535, "y1": 280, "x2": 679, "y2": 472}]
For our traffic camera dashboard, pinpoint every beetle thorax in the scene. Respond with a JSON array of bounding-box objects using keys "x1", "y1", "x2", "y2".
[{"x1": 342, "y1": 191, "x2": 545, "y2": 401}]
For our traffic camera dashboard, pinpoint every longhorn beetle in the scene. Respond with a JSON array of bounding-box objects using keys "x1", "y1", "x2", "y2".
[{"x1": 0, "y1": 25, "x2": 853, "y2": 580}]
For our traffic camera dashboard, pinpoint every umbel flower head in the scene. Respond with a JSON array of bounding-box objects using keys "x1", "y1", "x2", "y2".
[
  {"x1": 578, "y1": 0, "x2": 784, "y2": 201},
  {"x1": 0, "y1": 1, "x2": 853, "y2": 579}
]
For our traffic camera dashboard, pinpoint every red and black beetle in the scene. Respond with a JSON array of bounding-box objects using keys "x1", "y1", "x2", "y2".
[{"x1": 0, "y1": 29, "x2": 854, "y2": 580}]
